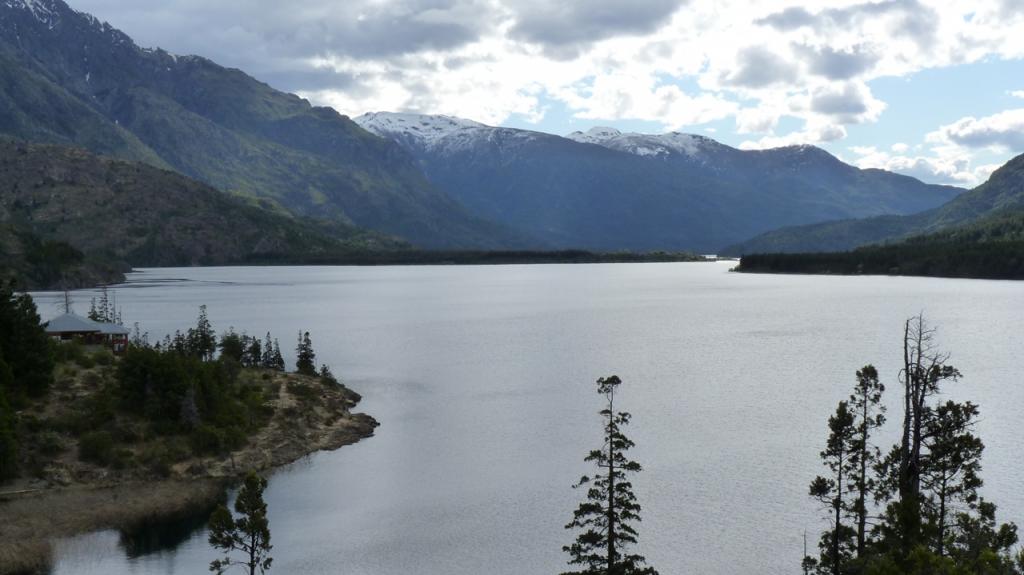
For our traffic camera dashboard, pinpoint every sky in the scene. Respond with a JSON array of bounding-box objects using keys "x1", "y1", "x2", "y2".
[{"x1": 70, "y1": 0, "x2": 1024, "y2": 187}]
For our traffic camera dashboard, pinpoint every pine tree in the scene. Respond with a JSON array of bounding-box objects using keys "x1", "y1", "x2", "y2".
[
  {"x1": 318, "y1": 364, "x2": 337, "y2": 384},
  {"x1": 209, "y1": 472, "x2": 273, "y2": 575},
  {"x1": 807, "y1": 401, "x2": 857, "y2": 575},
  {"x1": 848, "y1": 365, "x2": 886, "y2": 557},
  {"x1": 88, "y1": 287, "x2": 115, "y2": 322},
  {"x1": 921, "y1": 400, "x2": 983, "y2": 557},
  {"x1": 295, "y1": 331, "x2": 316, "y2": 376},
  {"x1": 187, "y1": 305, "x2": 217, "y2": 360},
  {"x1": 261, "y1": 332, "x2": 274, "y2": 368},
  {"x1": 0, "y1": 282, "x2": 54, "y2": 401},
  {"x1": 804, "y1": 316, "x2": 1022, "y2": 573},
  {"x1": 219, "y1": 328, "x2": 246, "y2": 363},
  {"x1": 130, "y1": 322, "x2": 149, "y2": 348},
  {"x1": 562, "y1": 375, "x2": 657, "y2": 575},
  {"x1": 271, "y1": 340, "x2": 284, "y2": 371},
  {"x1": 0, "y1": 348, "x2": 18, "y2": 481},
  {"x1": 244, "y1": 335, "x2": 262, "y2": 368}
]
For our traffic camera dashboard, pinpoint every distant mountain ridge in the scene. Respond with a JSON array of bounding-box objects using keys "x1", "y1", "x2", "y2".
[
  {"x1": 726, "y1": 152, "x2": 1024, "y2": 254},
  {"x1": 355, "y1": 112, "x2": 963, "y2": 252},
  {"x1": 0, "y1": 0, "x2": 523, "y2": 249}
]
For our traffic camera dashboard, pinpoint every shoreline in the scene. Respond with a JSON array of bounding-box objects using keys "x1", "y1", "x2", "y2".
[
  {"x1": 0, "y1": 371, "x2": 378, "y2": 575},
  {"x1": 16, "y1": 251, "x2": 715, "y2": 291}
]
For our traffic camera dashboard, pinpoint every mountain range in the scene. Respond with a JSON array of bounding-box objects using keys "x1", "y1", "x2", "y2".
[
  {"x1": 727, "y1": 152, "x2": 1024, "y2": 254},
  {"x1": 0, "y1": 0, "x2": 1001, "y2": 263},
  {"x1": 733, "y1": 156, "x2": 1024, "y2": 278},
  {"x1": 0, "y1": 0, "x2": 521, "y2": 249},
  {"x1": 355, "y1": 113, "x2": 961, "y2": 252}
]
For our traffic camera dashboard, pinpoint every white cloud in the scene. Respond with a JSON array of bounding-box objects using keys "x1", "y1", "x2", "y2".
[
  {"x1": 73, "y1": 0, "x2": 1024, "y2": 152},
  {"x1": 556, "y1": 74, "x2": 738, "y2": 129},
  {"x1": 927, "y1": 109, "x2": 1024, "y2": 151},
  {"x1": 739, "y1": 121, "x2": 847, "y2": 149},
  {"x1": 808, "y1": 81, "x2": 886, "y2": 124},
  {"x1": 848, "y1": 133, "x2": 1008, "y2": 187},
  {"x1": 1010, "y1": 90, "x2": 1024, "y2": 99}
]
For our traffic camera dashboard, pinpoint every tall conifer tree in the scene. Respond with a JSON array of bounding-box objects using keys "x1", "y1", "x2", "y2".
[
  {"x1": 209, "y1": 472, "x2": 273, "y2": 575},
  {"x1": 563, "y1": 375, "x2": 657, "y2": 575}
]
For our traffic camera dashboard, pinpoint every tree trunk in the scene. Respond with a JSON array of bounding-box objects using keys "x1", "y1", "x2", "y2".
[
  {"x1": 607, "y1": 390, "x2": 616, "y2": 574},
  {"x1": 833, "y1": 454, "x2": 843, "y2": 575},
  {"x1": 937, "y1": 472, "x2": 947, "y2": 557},
  {"x1": 857, "y1": 399, "x2": 868, "y2": 557},
  {"x1": 250, "y1": 530, "x2": 258, "y2": 575},
  {"x1": 900, "y1": 319, "x2": 912, "y2": 499}
]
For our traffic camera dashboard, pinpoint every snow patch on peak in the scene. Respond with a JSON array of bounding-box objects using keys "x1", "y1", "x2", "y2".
[
  {"x1": 5, "y1": 0, "x2": 58, "y2": 24},
  {"x1": 354, "y1": 112, "x2": 487, "y2": 146},
  {"x1": 567, "y1": 127, "x2": 719, "y2": 158},
  {"x1": 565, "y1": 126, "x2": 622, "y2": 145}
]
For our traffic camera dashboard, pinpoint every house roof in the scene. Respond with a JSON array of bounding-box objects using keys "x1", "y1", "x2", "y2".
[
  {"x1": 43, "y1": 313, "x2": 129, "y2": 335},
  {"x1": 43, "y1": 313, "x2": 101, "y2": 334},
  {"x1": 95, "y1": 322, "x2": 130, "y2": 335}
]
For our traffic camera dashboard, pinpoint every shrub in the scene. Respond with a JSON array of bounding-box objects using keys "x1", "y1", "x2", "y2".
[
  {"x1": 190, "y1": 425, "x2": 226, "y2": 456},
  {"x1": 139, "y1": 446, "x2": 174, "y2": 478},
  {"x1": 223, "y1": 427, "x2": 248, "y2": 451},
  {"x1": 37, "y1": 431, "x2": 66, "y2": 456},
  {"x1": 20, "y1": 413, "x2": 44, "y2": 433},
  {"x1": 110, "y1": 448, "x2": 133, "y2": 470},
  {"x1": 110, "y1": 423, "x2": 140, "y2": 443},
  {"x1": 52, "y1": 340, "x2": 83, "y2": 362},
  {"x1": 92, "y1": 349, "x2": 115, "y2": 366},
  {"x1": 78, "y1": 430, "x2": 115, "y2": 466},
  {"x1": 81, "y1": 371, "x2": 103, "y2": 387},
  {"x1": 76, "y1": 353, "x2": 96, "y2": 369}
]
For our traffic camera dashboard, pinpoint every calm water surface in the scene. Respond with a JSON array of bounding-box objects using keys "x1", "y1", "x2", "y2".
[{"x1": 32, "y1": 263, "x2": 1024, "y2": 575}]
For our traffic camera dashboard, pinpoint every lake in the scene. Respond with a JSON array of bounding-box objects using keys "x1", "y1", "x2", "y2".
[{"x1": 31, "y1": 262, "x2": 1024, "y2": 575}]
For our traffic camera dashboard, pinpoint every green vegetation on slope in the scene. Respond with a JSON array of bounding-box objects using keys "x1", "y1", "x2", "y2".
[
  {"x1": 0, "y1": 140, "x2": 406, "y2": 289},
  {"x1": 0, "y1": 298, "x2": 366, "y2": 485},
  {"x1": 735, "y1": 209, "x2": 1024, "y2": 279},
  {"x1": 0, "y1": 1, "x2": 520, "y2": 248}
]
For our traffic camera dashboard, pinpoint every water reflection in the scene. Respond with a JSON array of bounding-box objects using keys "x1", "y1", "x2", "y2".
[{"x1": 118, "y1": 499, "x2": 221, "y2": 559}]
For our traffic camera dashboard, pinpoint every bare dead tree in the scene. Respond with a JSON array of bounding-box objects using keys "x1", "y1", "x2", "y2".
[{"x1": 896, "y1": 314, "x2": 961, "y2": 549}]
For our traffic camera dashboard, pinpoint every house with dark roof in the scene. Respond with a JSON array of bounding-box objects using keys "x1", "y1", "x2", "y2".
[{"x1": 43, "y1": 313, "x2": 130, "y2": 353}]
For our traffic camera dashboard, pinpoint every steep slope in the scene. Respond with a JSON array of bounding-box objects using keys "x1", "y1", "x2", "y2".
[
  {"x1": 0, "y1": 0, "x2": 516, "y2": 248},
  {"x1": 0, "y1": 140, "x2": 406, "y2": 288},
  {"x1": 727, "y1": 153, "x2": 1024, "y2": 254},
  {"x1": 356, "y1": 113, "x2": 962, "y2": 252}
]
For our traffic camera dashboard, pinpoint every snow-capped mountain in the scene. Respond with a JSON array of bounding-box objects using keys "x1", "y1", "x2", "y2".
[
  {"x1": 566, "y1": 126, "x2": 724, "y2": 159},
  {"x1": 355, "y1": 111, "x2": 549, "y2": 157},
  {"x1": 355, "y1": 112, "x2": 487, "y2": 146},
  {"x1": 354, "y1": 112, "x2": 962, "y2": 252}
]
